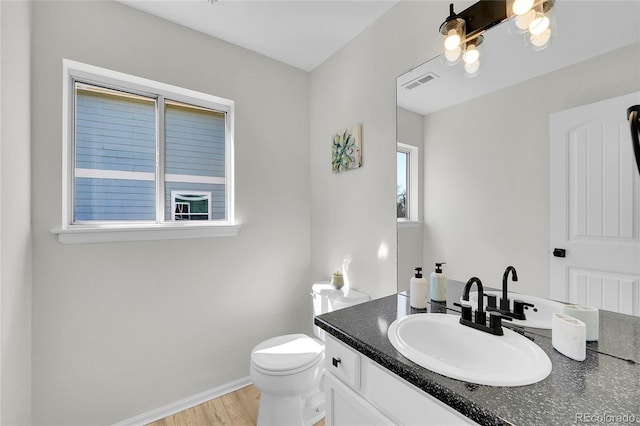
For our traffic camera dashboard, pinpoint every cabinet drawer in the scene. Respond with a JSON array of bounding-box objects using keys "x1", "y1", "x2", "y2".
[
  {"x1": 365, "y1": 361, "x2": 477, "y2": 425},
  {"x1": 325, "y1": 336, "x2": 360, "y2": 389}
]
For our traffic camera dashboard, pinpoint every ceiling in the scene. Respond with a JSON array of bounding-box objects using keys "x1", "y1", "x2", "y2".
[
  {"x1": 397, "y1": 1, "x2": 640, "y2": 115},
  {"x1": 118, "y1": 0, "x2": 399, "y2": 71}
]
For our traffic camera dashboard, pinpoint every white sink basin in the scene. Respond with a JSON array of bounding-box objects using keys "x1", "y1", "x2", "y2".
[
  {"x1": 467, "y1": 291, "x2": 565, "y2": 329},
  {"x1": 388, "y1": 313, "x2": 552, "y2": 387}
]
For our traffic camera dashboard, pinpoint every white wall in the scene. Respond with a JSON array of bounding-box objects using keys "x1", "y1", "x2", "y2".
[
  {"x1": 30, "y1": 2, "x2": 310, "y2": 424},
  {"x1": 0, "y1": 1, "x2": 33, "y2": 424},
  {"x1": 309, "y1": 1, "x2": 447, "y2": 299},
  {"x1": 396, "y1": 107, "x2": 424, "y2": 292},
  {"x1": 422, "y1": 43, "x2": 640, "y2": 297}
]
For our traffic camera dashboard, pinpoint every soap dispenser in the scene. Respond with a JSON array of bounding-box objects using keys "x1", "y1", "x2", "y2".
[
  {"x1": 410, "y1": 267, "x2": 428, "y2": 309},
  {"x1": 430, "y1": 262, "x2": 447, "y2": 302}
]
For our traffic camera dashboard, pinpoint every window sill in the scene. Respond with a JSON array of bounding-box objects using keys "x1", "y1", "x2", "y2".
[
  {"x1": 51, "y1": 223, "x2": 241, "y2": 244},
  {"x1": 397, "y1": 220, "x2": 421, "y2": 229}
]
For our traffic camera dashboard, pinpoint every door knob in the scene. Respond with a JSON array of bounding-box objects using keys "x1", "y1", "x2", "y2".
[{"x1": 553, "y1": 248, "x2": 566, "y2": 258}]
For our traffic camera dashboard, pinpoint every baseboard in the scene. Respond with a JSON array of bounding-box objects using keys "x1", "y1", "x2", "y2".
[{"x1": 112, "y1": 376, "x2": 252, "y2": 426}]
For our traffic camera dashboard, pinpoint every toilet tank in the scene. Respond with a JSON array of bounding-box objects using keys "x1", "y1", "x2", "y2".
[{"x1": 311, "y1": 282, "x2": 370, "y2": 341}]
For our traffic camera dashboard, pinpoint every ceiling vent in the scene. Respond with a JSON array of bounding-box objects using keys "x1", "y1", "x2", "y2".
[{"x1": 402, "y1": 72, "x2": 439, "y2": 90}]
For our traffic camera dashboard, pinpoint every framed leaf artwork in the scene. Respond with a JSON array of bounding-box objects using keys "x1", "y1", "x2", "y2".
[{"x1": 331, "y1": 124, "x2": 362, "y2": 173}]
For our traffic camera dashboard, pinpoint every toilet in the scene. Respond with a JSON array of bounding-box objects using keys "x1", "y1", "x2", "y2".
[{"x1": 250, "y1": 282, "x2": 369, "y2": 426}]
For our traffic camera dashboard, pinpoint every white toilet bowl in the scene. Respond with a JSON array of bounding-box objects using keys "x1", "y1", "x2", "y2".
[
  {"x1": 250, "y1": 283, "x2": 369, "y2": 426},
  {"x1": 250, "y1": 334, "x2": 325, "y2": 426}
]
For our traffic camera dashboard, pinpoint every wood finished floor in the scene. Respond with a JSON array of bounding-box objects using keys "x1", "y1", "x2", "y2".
[{"x1": 148, "y1": 385, "x2": 325, "y2": 426}]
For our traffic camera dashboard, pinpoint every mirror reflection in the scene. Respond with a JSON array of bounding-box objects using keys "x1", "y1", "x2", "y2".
[{"x1": 396, "y1": 1, "x2": 640, "y2": 318}]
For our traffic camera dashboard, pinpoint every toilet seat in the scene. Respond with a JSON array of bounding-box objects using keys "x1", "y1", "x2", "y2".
[{"x1": 251, "y1": 334, "x2": 324, "y2": 376}]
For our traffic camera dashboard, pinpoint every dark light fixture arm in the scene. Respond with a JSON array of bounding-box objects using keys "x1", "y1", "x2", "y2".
[
  {"x1": 454, "y1": 1, "x2": 508, "y2": 41},
  {"x1": 628, "y1": 105, "x2": 640, "y2": 175}
]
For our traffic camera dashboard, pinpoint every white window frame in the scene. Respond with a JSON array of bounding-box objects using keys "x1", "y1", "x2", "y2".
[
  {"x1": 52, "y1": 59, "x2": 239, "y2": 244},
  {"x1": 397, "y1": 142, "x2": 420, "y2": 227}
]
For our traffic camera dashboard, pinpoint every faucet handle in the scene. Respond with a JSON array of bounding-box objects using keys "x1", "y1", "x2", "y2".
[
  {"x1": 484, "y1": 293, "x2": 497, "y2": 308},
  {"x1": 513, "y1": 300, "x2": 535, "y2": 320},
  {"x1": 453, "y1": 302, "x2": 473, "y2": 322},
  {"x1": 488, "y1": 311, "x2": 513, "y2": 336}
]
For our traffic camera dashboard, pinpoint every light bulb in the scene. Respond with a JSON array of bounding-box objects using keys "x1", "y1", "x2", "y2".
[
  {"x1": 529, "y1": 14, "x2": 550, "y2": 36},
  {"x1": 530, "y1": 28, "x2": 551, "y2": 47},
  {"x1": 512, "y1": 0, "x2": 534, "y2": 15},
  {"x1": 464, "y1": 60, "x2": 480, "y2": 75},
  {"x1": 515, "y1": 9, "x2": 536, "y2": 30},
  {"x1": 444, "y1": 46, "x2": 462, "y2": 62},
  {"x1": 444, "y1": 29, "x2": 462, "y2": 51},
  {"x1": 463, "y1": 45, "x2": 479, "y2": 65}
]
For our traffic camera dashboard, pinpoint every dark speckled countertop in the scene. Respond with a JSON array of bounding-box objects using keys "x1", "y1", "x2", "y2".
[{"x1": 315, "y1": 281, "x2": 640, "y2": 426}]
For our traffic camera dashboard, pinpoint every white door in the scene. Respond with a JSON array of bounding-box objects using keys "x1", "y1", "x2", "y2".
[{"x1": 550, "y1": 92, "x2": 640, "y2": 315}]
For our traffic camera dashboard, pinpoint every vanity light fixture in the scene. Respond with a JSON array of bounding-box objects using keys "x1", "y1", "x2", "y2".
[{"x1": 440, "y1": 0, "x2": 555, "y2": 74}]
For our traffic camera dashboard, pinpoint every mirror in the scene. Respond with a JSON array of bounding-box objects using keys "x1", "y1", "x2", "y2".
[{"x1": 396, "y1": 1, "x2": 640, "y2": 300}]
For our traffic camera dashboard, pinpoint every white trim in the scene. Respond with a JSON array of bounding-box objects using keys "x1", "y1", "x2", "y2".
[
  {"x1": 63, "y1": 59, "x2": 232, "y2": 113},
  {"x1": 397, "y1": 142, "x2": 419, "y2": 222},
  {"x1": 75, "y1": 168, "x2": 155, "y2": 181},
  {"x1": 111, "y1": 376, "x2": 252, "y2": 426},
  {"x1": 225, "y1": 103, "x2": 235, "y2": 227},
  {"x1": 62, "y1": 58, "x2": 73, "y2": 227},
  {"x1": 165, "y1": 174, "x2": 225, "y2": 185},
  {"x1": 156, "y1": 93, "x2": 165, "y2": 225},
  {"x1": 52, "y1": 223, "x2": 241, "y2": 244}
]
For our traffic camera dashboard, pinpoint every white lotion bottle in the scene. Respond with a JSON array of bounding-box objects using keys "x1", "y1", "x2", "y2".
[
  {"x1": 430, "y1": 262, "x2": 447, "y2": 302},
  {"x1": 410, "y1": 267, "x2": 428, "y2": 309}
]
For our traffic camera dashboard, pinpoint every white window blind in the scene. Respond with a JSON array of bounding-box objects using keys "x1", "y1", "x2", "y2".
[
  {"x1": 164, "y1": 100, "x2": 226, "y2": 221},
  {"x1": 74, "y1": 84, "x2": 157, "y2": 221}
]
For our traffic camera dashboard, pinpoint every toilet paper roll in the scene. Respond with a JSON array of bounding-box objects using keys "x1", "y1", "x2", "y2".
[
  {"x1": 563, "y1": 304, "x2": 599, "y2": 341},
  {"x1": 552, "y1": 313, "x2": 586, "y2": 361}
]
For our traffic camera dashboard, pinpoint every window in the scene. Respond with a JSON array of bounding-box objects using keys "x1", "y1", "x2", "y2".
[
  {"x1": 171, "y1": 191, "x2": 211, "y2": 221},
  {"x1": 397, "y1": 142, "x2": 419, "y2": 223},
  {"x1": 397, "y1": 150, "x2": 409, "y2": 219},
  {"x1": 55, "y1": 60, "x2": 237, "y2": 243}
]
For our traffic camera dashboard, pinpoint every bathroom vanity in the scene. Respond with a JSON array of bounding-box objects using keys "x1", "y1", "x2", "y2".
[
  {"x1": 315, "y1": 281, "x2": 640, "y2": 425},
  {"x1": 324, "y1": 333, "x2": 477, "y2": 425}
]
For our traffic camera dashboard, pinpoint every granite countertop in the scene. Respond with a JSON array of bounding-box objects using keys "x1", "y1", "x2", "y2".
[{"x1": 314, "y1": 281, "x2": 640, "y2": 426}]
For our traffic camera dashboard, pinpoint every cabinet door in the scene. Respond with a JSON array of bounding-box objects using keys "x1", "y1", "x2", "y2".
[
  {"x1": 364, "y1": 361, "x2": 477, "y2": 425},
  {"x1": 325, "y1": 372, "x2": 393, "y2": 426}
]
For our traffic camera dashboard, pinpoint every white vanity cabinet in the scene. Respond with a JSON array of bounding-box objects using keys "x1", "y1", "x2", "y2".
[{"x1": 324, "y1": 335, "x2": 478, "y2": 426}]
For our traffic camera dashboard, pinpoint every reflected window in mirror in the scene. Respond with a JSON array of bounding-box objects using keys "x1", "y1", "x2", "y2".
[
  {"x1": 397, "y1": 151, "x2": 408, "y2": 219},
  {"x1": 397, "y1": 143, "x2": 419, "y2": 223}
]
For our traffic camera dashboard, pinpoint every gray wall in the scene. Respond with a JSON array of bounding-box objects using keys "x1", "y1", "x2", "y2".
[
  {"x1": 422, "y1": 43, "x2": 640, "y2": 297},
  {"x1": 30, "y1": 1, "x2": 309, "y2": 424},
  {"x1": 309, "y1": 1, "x2": 446, "y2": 299},
  {"x1": 0, "y1": 1, "x2": 33, "y2": 424}
]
